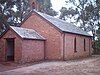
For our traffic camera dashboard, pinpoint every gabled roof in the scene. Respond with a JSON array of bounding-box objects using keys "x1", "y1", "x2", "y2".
[
  {"x1": 33, "y1": 10, "x2": 91, "y2": 37},
  {"x1": 10, "y1": 26, "x2": 45, "y2": 40}
]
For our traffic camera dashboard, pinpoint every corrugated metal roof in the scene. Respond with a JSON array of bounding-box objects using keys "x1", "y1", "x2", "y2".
[
  {"x1": 34, "y1": 10, "x2": 91, "y2": 37},
  {"x1": 10, "y1": 26, "x2": 45, "y2": 40}
]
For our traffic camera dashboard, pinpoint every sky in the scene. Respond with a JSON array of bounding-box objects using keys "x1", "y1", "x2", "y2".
[{"x1": 51, "y1": 0, "x2": 66, "y2": 12}]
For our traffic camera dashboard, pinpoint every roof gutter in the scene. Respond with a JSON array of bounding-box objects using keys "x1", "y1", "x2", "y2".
[{"x1": 63, "y1": 31, "x2": 92, "y2": 37}]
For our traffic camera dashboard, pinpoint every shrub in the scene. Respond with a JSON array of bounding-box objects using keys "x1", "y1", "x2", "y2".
[{"x1": 93, "y1": 38, "x2": 100, "y2": 54}]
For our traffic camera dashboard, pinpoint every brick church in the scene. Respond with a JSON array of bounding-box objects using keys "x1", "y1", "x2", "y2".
[{"x1": 0, "y1": 0, "x2": 92, "y2": 63}]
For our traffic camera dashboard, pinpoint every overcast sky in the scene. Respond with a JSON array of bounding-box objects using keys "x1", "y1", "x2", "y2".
[{"x1": 51, "y1": 0, "x2": 66, "y2": 12}]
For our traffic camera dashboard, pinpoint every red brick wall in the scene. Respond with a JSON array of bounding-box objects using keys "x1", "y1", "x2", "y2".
[
  {"x1": 0, "y1": 29, "x2": 45, "y2": 63},
  {"x1": 0, "y1": 38, "x2": 5, "y2": 61},
  {"x1": 0, "y1": 29, "x2": 22, "y2": 62},
  {"x1": 64, "y1": 33, "x2": 92, "y2": 60},
  {"x1": 21, "y1": 13, "x2": 92, "y2": 60},
  {"x1": 21, "y1": 40, "x2": 45, "y2": 63},
  {"x1": 21, "y1": 13, "x2": 63, "y2": 60}
]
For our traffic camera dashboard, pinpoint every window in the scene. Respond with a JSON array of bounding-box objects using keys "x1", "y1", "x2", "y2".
[
  {"x1": 89, "y1": 39, "x2": 91, "y2": 55},
  {"x1": 84, "y1": 39, "x2": 86, "y2": 51},
  {"x1": 74, "y1": 37, "x2": 77, "y2": 52},
  {"x1": 32, "y1": 2, "x2": 35, "y2": 9},
  {"x1": 89, "y1": 39, "x2": 90, "y2": 51}
]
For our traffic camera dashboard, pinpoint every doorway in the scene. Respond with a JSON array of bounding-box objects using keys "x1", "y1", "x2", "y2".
[{"x1": 6, "y1": 38, "x2": 14, "y2": 61}]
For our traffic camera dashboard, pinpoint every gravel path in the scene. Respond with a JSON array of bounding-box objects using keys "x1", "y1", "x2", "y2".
[{"x1": 0, "y1": 55, "x2": 100, "y2": 75}]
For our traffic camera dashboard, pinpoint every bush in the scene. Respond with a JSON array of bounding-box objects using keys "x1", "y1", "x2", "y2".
[{"x1": 93, "y1": 38, "x2": 100, "y2": 54}]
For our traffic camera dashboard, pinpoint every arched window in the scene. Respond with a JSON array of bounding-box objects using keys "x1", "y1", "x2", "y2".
[
  {"x1": 32, "y1": 2, "x2": 35, "y2": 9},
  {"x1": 84, "y1": 39, "x2": 86, "y2": 51},
  {"x1": 74, "y1": 37, "x2": 77, "y2": 52}
]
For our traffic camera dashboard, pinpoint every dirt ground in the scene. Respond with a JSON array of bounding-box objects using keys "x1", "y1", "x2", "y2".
[{"x1": 0, "y1": 55, "x2": 100, "y2": 75}]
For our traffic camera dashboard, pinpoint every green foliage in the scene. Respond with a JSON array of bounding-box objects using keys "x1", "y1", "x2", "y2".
[
  {"x1": 0, "y1": 0, "x2": 57, "y2": 35},
  {"x1": 94, "y1": 38, "x2": 100, "y2": 54},
  {"x1": 37, "y1": 0, "x2": 58, "y2": 16},
  {"x1": 60, "y1": 0, "x2": 100, "y2": 40},
  {"x1": 59, "y1": 7, "x2": 78, "y2": 20},
  {"x1": 0, "y1": 0, "x2": 7, "y2": 4},
  {"x1": 45, "y1": 8, "x2": 58, "y2": 16},
  {"x1": 0, "y1": 0, "x2": 31, "y2": 35}
]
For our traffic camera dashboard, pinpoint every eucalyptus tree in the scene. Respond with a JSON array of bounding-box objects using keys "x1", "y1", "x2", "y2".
[
  {"x1": 0, "y1": 0, "x2": 58, "y2": 35},
  {"x1": 59, "y1": 7, "x2": 78, "y2": 22},
  {"x1": 0, "y1": 0, "x2": 15, "y2": 34},
  {"x1": 37, "y1": 0, "x2": 58, "y2": 16},
  {"x1": 59, "y1": 0, "x2": 100, "y2": 40},
  {"x1": 0, "y1": 0, "x2": 31, "y2": 34}
]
